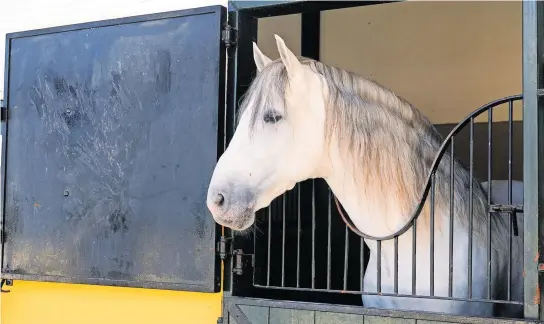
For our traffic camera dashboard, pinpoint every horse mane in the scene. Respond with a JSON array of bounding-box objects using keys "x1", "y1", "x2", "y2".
[{"x1": 239, "y1": 57, "x2": 507, "y2": 247}]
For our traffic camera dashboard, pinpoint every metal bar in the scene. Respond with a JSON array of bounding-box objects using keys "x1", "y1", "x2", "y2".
[
  {"x1": 508, "y1": 99, "x2": 514, "y2": 301},
  {"x1": 360, "y1": 237, "x2": 364, "y2": 292},
  {"x1": 296, "y1": 183, "x2": 301, "y2": 288},
  {"x1": 522, "y1": 1, "x2": 543, "y2": 318},
  {"x1": 468, "y1": 117, "x2": 474, "y2": 299},
  {"x1": 394, "y1": 236, "x2": 398, "y2": 294},
  {"x1": 487, "y1": 108, "x2": 493, "y2": 299},
  {"x1": 251, "y1": 285, "x2": 524, "y2": 305},
  {"x1": 377, "y1": 240, "x2": 382, "y2": 293},
  {"x1": 234, "y1": 1, "x2": 389, "y2": 18},
  {"x1": 301, "y1": 10, "x2": 320, "y2": 60},
  {"x1": 267, "y1": 206, "x2": 272, "y2": 286},
  {"x1": 430, "y1": 173, "x2": 435, "y2": 296},
  {"x1": 327, "y1": 187, "x2": 332, "y2": 290},
  {"x1": 282, "y1": 195, "x2": 286, "y2": 287},
  {"x1": 300, "y1": 6, "x2": 321, "y2": 284},
  {"x1": 412, "y1": 220, "x2": 417, "y2": 295},
  {"x1": 343, "y1": 226, "x2": 349, "y2": 291},
  {"x1": 312, "y1": 180, "x2": 316, "y2": 289},
  {"x1": 229, "y1": 305, "x2": 253, "y2": 324},
  {"x1": 449, "y1": 138, "x2": 455, "y2": 298},
  {"x1": 300, "y1": 10, "x2": 321, "y2": 289},
  {"x1": 224, "y1": 10, "x2": 257, "y2": 294}
]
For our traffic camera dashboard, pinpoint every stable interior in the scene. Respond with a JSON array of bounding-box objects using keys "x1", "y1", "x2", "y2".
[{"x1": 236, "y1": 0, "x2": 524, "y2": 310}]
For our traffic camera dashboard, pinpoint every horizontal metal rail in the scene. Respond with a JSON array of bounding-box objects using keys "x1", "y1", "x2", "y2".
[{"x1": 253, "y1": 284, "x2": 524, "y2": 305}]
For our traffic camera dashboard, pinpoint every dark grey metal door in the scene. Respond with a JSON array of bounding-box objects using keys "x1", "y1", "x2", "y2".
[{"x1": 1, "y1": 5, "x2": 226, "y2": 292}]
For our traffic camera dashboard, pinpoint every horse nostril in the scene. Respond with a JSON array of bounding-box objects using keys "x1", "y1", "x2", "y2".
[{"x1": 214, "y1": 193, "x2": 225, "y2": 207}]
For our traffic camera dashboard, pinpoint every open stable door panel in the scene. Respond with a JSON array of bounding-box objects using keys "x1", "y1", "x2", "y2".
[{"x1": 1, "y1": 5, "x2": 226, "y2": 293}]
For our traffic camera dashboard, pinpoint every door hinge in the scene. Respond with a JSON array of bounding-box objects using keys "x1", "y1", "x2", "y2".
[
  {"x1": 233, "y1": 249, "x2": 244, "y2": 275},
  {"x1": 1, "y1": 279, "x2": 13, "y2": 293},
  {"x1": 217, "y1": 236, "x2": 251, "y2": 276},
  {"x1": 217, "y1": 316, "x2": 224, "y2": 324},
  {"x1": 222, "y1": 25, "x2": 237, "y2": 49},
  {"x1": 217, "y1": 236, "x2": 231, "y2": 260}
]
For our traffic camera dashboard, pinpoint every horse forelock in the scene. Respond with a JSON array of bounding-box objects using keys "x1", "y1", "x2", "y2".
[
  {"x1": 237, "y1": 60, "x2": 289, "y2": 130},
  {"x1": 239, "y1": 57, "x2": 507, "y2": 248}
]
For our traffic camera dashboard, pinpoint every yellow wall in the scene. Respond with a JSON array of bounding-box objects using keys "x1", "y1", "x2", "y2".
[
  {"x1": 258, "y1": 1, "x2": 522, "y2": 124},
  {"x1": 1, "y1": 280, "x2": 222, "y2": 324}
]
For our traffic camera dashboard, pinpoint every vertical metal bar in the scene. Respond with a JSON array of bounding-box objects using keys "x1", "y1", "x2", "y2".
[
  {"x1": 430, "y1": 173, "x2": 435, "y2": 297},
  {"x1": 343, "y1": 226, "x2": 349, "y2": 291},
  {"x1": 282, "y1": 195, "x2": 286, "y2": 287},
  {"x1": 468, "y1": 117, "x2": 474, "y2": 299},
  {"x1": 394, "y1": 236, "x2": 398, "y2": 294},
  {"x1": 377, "y1": 240, "x2": 382, "y2": 293},
  {"x1": 360, "y1": 237, "x2": 365, "y2": 292},
  {"x1": 327, "y1": 187, "x2": 332, "y2": 290},
  {"x1": 412, "y1": 220, "x2": 417, "y2": 295},
  {"x1": 267, "y1": 206, "x2": 271, "y2": 286},
  {"x1": 522, "y1": 1, "x2": 543, "y2": 319},
  {"x1": 301, "y1": 9, "x2": 321, "y2": 291},
  {"x1": 487, "y1": 108, "x2": 493, "y2": 299},
  {"x1": 253, "y1": 215, "x2": 257, "y2": 286},
  {"x1": 296, "y1": 184, "x2": 301, "y2": 288},
  {"x1": 449, "y1": 138, "x2": 455, "y2": 298},
  {"x1": 301, "y1": 10, "x2": 321, "y2": 61},
  {"x1": 311, "y1": 181, "x2": 316, "y2": 289},
  {"x1": 508, "y1": 100, "x2": 514, "y2": 301},
  {"x1": 223, "y1": 9, "x2": 257, "y2": 294}
]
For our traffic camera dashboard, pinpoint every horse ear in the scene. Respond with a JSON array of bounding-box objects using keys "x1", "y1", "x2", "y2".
[
  {"x1": 253, "y1": 42, "x2": 272, "y2": 72},
  {"x1": 274, "y1": 34, "x2": 301, "y2": 77}
]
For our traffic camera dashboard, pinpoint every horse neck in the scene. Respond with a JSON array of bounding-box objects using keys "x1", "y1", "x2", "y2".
[
  {"x1": 321, "y1": 101, "x2": 492, "y2": 251},
  {"x1": 324, "y1": 156, "x2": 407, "y2": 242},
  {"x1": 320, "y1": 95, "x2": 444, "y2": 241}
]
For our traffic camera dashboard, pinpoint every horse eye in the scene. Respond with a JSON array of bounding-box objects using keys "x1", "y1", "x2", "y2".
[{"x1": 263, "y1": 110, "x2": 283, "y2": 124}]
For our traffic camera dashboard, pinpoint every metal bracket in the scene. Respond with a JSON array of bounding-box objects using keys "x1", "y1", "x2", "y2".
[
  {"x1": 489, "y1": 204, "x2": 524, "y2": 213},
  {"x1": 489, "y1": 204, "x2": 523, "y2": 236},
  {"x1": 229, "y1": 304, "x2": 252, "y2": 324},
  {"x1": 217, "y1": 236, "x2": 232, "y2": 261},
  {"x1": 233, "y1": 249, "x2": 244, "y2": 276},
  {"x1": 0, "y1": 99, "x2": 7, "y2": 121},
  {"x1": 1, "y1": 279, "x2": 13, "y2": 293},
  {"x1": 216, "y1": 236, "x2": 251, "y2": 276},
  {"x1": 489, "y1": 204, "x2": 522, "y2": 237},
  {"x1": 222, "y1": 25, "x2": 237, "y2": 49}
]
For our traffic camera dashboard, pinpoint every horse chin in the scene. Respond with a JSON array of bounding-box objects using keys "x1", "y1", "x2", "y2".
[{"x1": 215, "y1": 211, "x2": 255, "y2": 233}]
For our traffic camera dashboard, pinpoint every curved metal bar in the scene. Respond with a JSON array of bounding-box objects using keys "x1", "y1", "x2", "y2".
[{"x1": 335, "y1": 94, "x2": 523, "y2": 241}]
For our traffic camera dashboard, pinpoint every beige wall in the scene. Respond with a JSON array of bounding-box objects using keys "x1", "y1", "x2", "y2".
[{"x1": 257, "y1": 1, "x2": 522, "y2": 124}]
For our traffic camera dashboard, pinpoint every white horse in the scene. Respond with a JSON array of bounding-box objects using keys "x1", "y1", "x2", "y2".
[{"x1": 206, "y1": 35, "x2": 524, "y2": 318}]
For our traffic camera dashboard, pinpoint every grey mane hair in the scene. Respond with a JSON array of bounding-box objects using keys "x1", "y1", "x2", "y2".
[
  {"x1": 237, "y1": 60, "x2": 289, "y2": 130},
  {"x1": 238, "y1": 57, "x2": 508, "y2": 250}
]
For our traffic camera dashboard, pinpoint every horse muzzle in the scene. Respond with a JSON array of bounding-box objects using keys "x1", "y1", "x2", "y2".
[{"x1": 206, "y1": 185, "x2": 256, "y2": 231}]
